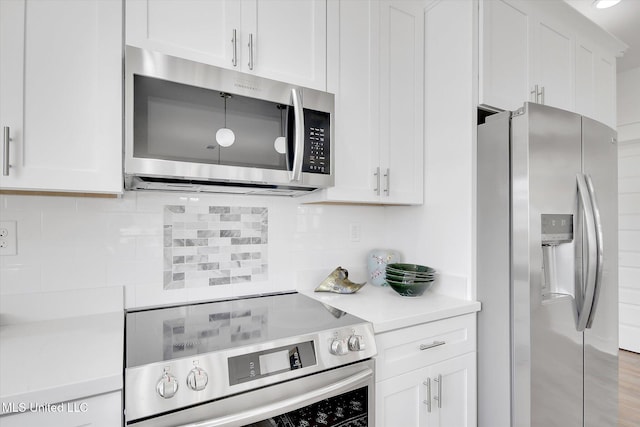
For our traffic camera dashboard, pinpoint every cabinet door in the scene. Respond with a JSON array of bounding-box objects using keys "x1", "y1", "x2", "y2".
[
  {"x1": 574, "y1": 39, "x2": 616, "y2": 129},
  {"x1": 425, "y1": 352, "x2": 477, "y2": 427},
  {"x1": 0, "y1": 0, "x2": 122, "y2": 194},
  {"x1": 126, "y1": 0, "x2": 241, "y2": 70},
  {"x1": 534, "y1": 17, "x2": 574, "y2": 111},
  {"x1": 376, "y1": 367, "x2": 428, "y2": 427},
  {"x1": 244, "y1": 0, "x2": 327, "y2": 90},
  {"x1": 379, "y1": 0, "x2": 423, "y2": 204},
  {"x1": 303, "y1": 0, "x2": 423, "y2": 205},
  {"x1": 479, "y1": 0, "x2": 533, "y2": 111},
  {"x1": 593, "y1": 53, "x2": 616, "y2": 129},
  {"x1": 575, "y1": 38, "x2": 596, "y2": 119},
  {"x1": 321, "y1": 0, "x2": 380, "y2": 203}
]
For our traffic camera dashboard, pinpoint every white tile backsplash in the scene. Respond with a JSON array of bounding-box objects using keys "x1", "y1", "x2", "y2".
[{"x1": 0, "y1": 192, "x2": 392, "y2": 308}]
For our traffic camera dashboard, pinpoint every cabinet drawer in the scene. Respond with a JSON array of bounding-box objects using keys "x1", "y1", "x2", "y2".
[{"x1": 375, "y1": 313, "x2": 476, "y2": 381}]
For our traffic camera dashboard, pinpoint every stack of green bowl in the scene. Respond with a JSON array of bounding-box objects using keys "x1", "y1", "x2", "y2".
[{"x1": 385, "y1": 263, "x2": 436, "y2": 297}]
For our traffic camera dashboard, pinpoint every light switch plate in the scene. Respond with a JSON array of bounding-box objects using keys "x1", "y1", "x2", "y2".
[{"x1": 0, "y1": 220, "x2": 17, "y2": 256}]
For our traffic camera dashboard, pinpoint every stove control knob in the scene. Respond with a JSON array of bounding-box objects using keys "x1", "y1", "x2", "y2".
[
  {"x1": 186, "y1": 367, "x2": 208, "y2": 391},
  {"x1": 330, "y1": 338, "x2": 348, "y2": 356},
  {"x1": 348, "y1": 334, "x2": 366, "y2": 352},
  {"x1": 156, "y1": 372, "x2": 179, "y2": 399}
]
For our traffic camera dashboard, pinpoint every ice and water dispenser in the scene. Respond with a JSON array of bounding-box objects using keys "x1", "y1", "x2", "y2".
[{"x1": 541, "y1": 214, "x2": 576, "y2": 299}]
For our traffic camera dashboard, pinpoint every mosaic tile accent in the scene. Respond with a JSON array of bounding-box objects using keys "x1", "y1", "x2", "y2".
[{"x1": 163, "y1": 205, "x2": 268, "y2": 289}]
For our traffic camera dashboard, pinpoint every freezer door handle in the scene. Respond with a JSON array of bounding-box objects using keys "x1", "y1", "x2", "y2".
[
  {"x1": 585, "y1": 174, "x2": 604, "y2": 328},
  {"x1": 576, "y1": 174, "x2": 600, "y2": 332}
]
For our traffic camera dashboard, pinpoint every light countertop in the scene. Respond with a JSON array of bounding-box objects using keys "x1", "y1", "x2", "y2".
[
  {"x1": 300, "y1": 284, "x2": 481, "y2": 334},
  {"x1": 0, "y1": 288, "x2": 124, "y2": 414}
]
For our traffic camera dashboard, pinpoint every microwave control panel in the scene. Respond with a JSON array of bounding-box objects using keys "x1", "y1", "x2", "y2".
[{"x1": 303, "y1": 109, "x2": 330, "y2": 174}]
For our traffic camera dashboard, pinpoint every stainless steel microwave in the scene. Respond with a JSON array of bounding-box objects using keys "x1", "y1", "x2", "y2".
[{"x1": 124, "y1": 46, "x2": 334, "y2": 196}]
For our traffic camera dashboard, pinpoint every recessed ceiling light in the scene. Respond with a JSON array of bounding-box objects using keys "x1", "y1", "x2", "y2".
[{"x1": 593, "y1": 0, "x2": 621, "y2": 9}]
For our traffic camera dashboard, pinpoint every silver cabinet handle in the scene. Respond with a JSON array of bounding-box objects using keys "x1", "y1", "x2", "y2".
[
  {"x1": 231, "y1": 29, "x2": 238, "y2": 67},
  {"x1": 433, "y1": 374, "x2": 442, "y2": 409},
  {"x1": 530, "y1": 84, "x2": 545, "y2": 103},
  {"x1": 374, "y1": 167, "x2": 381, "y2": 195},
  {"x1": 248, "y1": 33, "x2": 254, "y2": 70},
  {"x1": 289, "y1": 88, "x2": 304, "y2": 182},
  {"x1": 179, "y1": 368, "x2": 373, "y2": 427},
  {"x1": 3, "y1": 126, "x2": 10, "y2": 176},
  {"x1": 423, "y1": 378, "x2": 432, "y2": 412},
  {"x1": 383, "y1": 168, "x2": 390, "y2": 196},
  {"x1": 530, "y1": 84, "x2": 539, "y2": 102},
  {"x1": 419, "y1": 340, "x2": 445, "y2": 351},
  {"x1": 576, "y1": 174, "x2": 598, "y2": 332}
]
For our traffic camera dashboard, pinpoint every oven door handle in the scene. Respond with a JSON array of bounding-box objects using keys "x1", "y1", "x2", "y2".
[{"x1": 179, "y1": 367, "x2": 373, "y2": 427}]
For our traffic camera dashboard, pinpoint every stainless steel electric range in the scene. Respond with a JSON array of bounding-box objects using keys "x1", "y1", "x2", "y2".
[{"x1": 124, "y1": 292, "x2": 377, "y2": 426}]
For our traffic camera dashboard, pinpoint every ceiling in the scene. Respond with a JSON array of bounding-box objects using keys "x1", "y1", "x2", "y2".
[{"x1": 564, "y1": 0, "x2": 640, "y2": 72}]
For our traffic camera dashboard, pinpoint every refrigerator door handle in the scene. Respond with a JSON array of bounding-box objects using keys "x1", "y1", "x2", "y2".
[
  {"x1": 576, "y1": 174, "x2": 598, "y2": 332},
  {"x1": 585, "y1": 174, "x2": 604, "y2": 328}
]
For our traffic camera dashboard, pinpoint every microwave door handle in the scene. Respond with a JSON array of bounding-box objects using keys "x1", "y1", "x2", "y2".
[{"x1": 290, "y1": 88, "x2": 304, "y2": 182}]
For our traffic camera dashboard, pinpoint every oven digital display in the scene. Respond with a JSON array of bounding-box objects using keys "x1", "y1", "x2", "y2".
[
  {"x1": 228, "y1": 341, "x2": 316, "y2": 385},
  {"x1": 259, "y1": 347, "x2": 302, "y2": 375}
]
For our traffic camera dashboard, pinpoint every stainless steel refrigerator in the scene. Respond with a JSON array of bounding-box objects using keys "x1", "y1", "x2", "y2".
[{"x1": 477, "y1": 102, "x2": 618, "y2": 427}]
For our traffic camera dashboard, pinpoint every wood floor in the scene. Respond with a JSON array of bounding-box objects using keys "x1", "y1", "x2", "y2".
[{"x1": 619, "y1": 349, "x2": 640, "y2": 426}]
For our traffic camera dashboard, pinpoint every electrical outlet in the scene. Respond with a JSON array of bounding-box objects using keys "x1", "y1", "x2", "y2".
[
  {"x1": 349, "y1": 223, "x2": 361, "y2": 242},
  {"x1": 0, "y1": 220, "x2": 17, "y2": 256}
]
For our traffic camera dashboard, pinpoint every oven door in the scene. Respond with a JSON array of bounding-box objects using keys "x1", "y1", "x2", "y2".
[{"x1": 129, "y1": 359, "x2": 374, "y2": 427}]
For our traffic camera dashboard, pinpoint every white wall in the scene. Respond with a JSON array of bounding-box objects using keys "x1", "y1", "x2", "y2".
[
  {"x1": 0, "y1": 192, "x2": 388, "y2": 309},
  {"x1": 617, "y1": 66, "x2": 640, "y2": 353}
]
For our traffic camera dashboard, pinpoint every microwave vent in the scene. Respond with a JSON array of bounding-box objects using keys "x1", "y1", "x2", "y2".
[{"x1": 125, "y1": 176, "x2": 317, "y2": 197}]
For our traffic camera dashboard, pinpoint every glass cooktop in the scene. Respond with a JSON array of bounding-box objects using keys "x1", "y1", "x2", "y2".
[{"x1": 125, "y1": 292, "x2": 366, "y2": 368}]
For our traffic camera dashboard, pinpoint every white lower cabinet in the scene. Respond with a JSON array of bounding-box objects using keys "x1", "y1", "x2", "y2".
[
  {"x1": 0, "y1": 391, "x2": 122, "y2": 427},
  {"x1": 375, "y1": 314, "x2": 477, "y2": 427}
]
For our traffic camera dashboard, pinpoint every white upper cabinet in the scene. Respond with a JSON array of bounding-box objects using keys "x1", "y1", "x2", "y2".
[
  {"x1": 479, "y1": 0, "x2": 625, "y2": 128},
  {"x1": 593, "y1": 52, "x2": 616, "y2": 129},
  {"x1": 0, "y1": 0, "x2": 123, "y2": 194},
  {"x1": 534, "y1": 16, "x2": 574, "y2": 112},
  {"x1": 378, "y1": 0, "x2": 424, "y2": 205},
  {"x1": 126, "y1": 0, "x2": 327, "y2": 91},
  {"x1": 305, "y1": 0, "x2": 423, "y2": 205},
  {"x1": 126, "y1": 0, "x2": 239, "y2": 69},
  {"x1": 479, "y1": 0, "x2": 533, "y2": 112},
  {"x1": 574, "y1": 37, "x2": 617, "y2": 128},
  {"x1": 317, "y1": 0, "x2": 380, "y2": 202}
]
